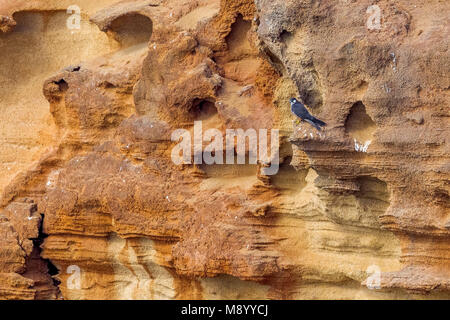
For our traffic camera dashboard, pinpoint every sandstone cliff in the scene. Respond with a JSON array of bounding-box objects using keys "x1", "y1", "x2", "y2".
[{"x1": 0, "y1": 0, "x2": 448, "y2": 300}]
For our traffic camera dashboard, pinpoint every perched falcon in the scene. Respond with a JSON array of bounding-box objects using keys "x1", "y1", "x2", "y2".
[{"x1": 290, "y1": 98, "x2": 326, "y2": 131}]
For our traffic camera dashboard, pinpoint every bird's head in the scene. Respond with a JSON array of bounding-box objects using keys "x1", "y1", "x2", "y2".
[{"x1": 289, "y1": 98, "x2": 298, "y2": 105}]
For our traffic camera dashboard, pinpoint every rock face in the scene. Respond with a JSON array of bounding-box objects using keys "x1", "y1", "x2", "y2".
[{"x1": 0, "y1": 0, "x2": 448, "y2": 300}]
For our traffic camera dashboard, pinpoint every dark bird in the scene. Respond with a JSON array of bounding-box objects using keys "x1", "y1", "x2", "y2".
[{"x1": 290, "y1": 98, "x2": 326, "y2": 131}]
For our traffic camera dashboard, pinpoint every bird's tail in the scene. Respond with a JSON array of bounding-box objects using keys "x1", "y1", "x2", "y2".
[{"x1": 305, "y1": 117, "x2": 326, "y2": 131}]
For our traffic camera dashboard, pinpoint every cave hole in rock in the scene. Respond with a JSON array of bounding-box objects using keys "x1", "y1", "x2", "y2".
[
  {"x1": 53, "y1": 79, "x2": 69, "y2": 92},
  {"x1": 36, "y1": 214, "x2": 60, "y2": 277},
  {"x1": 354, "y1": 177, "x2": 391, "y2": 224},
  {"x1": 108, "y1": 13, "x2": 153, "y2": 47},
  {"x1": 432, "y1": 188, "x2": 450, "y2": 208},
  {"x1": 189, "y1": 99, "x2": 218, "y2": 121},
  {"x1": 0, "y1": 9, "x2": 119, "y2": 190},
  {"x1": 345, "y1": 101, "x2": 376, "y2": 142},
  {"x1": 325, "y1": 176, "x2": 391, "y2": 228}
]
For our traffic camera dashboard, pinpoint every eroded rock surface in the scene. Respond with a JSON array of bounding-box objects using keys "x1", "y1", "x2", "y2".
[{"x1": 0, "y1": 0, "x2": 448, "y2": 299}]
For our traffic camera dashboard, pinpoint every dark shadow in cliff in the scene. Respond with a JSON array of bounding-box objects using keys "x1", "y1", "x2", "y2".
[
  {"x1": 189, "y1": 99, "x2": 218, "y2": 121},
  {"x1": 356, "y1": 176, "x2": 390, "y2": 211}
]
